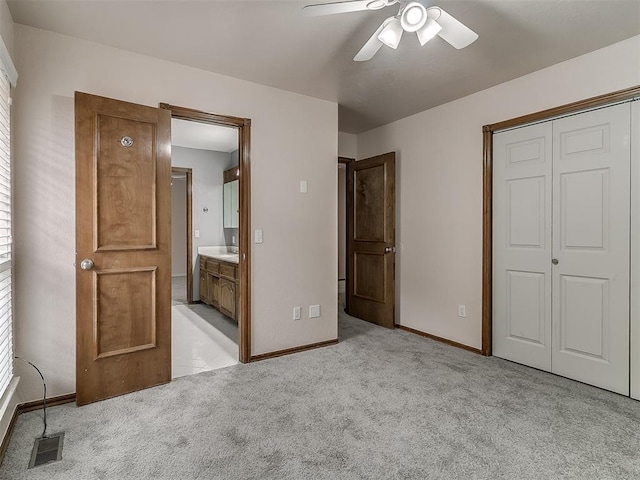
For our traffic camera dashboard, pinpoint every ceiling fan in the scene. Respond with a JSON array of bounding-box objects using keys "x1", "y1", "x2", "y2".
[{"x1": 302, "y1": 0, "x2": 478, "y2": 61}]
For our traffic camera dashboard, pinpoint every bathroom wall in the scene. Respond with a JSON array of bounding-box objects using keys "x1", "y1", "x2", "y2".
[
  {"x1": 171, "y1": 146, "x2": 230, "y2": 299},
  {"x1": 171, "y1": 176, "x2": 188, "y2": 277}
]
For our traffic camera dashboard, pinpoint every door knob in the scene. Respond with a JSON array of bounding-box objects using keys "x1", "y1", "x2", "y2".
[
  {"x1": 80, "y1": 259, "x2": 94, "y2": 270},
  {"x1": 384, "y1": 246, "x2": 396, "y2": 254},
  {"x1": 552, "y1": 258, "x2": 559, "y2": 265}
]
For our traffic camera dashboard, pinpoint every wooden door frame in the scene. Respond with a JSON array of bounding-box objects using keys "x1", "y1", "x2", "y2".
[
  {"x1": 171, "y1": 167, "x2": 193, "y2": 304},
  {"x1": 339, "y1": 156, "x2": 354, "y2": 313},
  {"x1": 482, "y1": 85, "x2": 640, "y2": 356},
  {"x1": 160, "y1": 103, "x2": 252, "y2": 363}
]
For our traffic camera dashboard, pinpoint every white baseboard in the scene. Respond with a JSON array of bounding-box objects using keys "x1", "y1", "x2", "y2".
[{"x1": 0, "y1": 376, "x2": 20, "y2": 449}]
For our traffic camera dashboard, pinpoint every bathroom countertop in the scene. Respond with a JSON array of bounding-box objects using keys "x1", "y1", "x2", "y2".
[
  {"x1": 197, "y1": 245, "x2": 239, "y2": 264},
  {"x1": 201, "y1": 253, "x2": 239, "y2": 264}
]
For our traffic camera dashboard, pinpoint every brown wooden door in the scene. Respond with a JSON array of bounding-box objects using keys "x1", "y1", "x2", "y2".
[
  {"x1": 346, "y1": 152, "x2": 396, "y2": 328},
  {"x1": 75, "y1": 92, "x2": 172, "y2": 405}
]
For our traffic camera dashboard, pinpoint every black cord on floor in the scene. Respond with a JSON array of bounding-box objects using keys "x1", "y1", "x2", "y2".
[{"x1": 15, "y1": 356, "x2": 47, "y2": 438}]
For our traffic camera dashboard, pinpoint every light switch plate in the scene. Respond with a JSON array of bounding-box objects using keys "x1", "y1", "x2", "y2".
[
  {"x1": 194, "y1": 230, "x2": 200, "y2": 238},
  {"x1": 293, "y1": 307, "x2": 301, "y2": 321},
  {"x1": 300, "y1": 180, "x2": 308, "y2": 194},
  {"x1": 309, "y1": 305, "x2": 320, "y2": 318},
  {"x1": 255, "y1": 229, "x2": 263, "y2": 244}
]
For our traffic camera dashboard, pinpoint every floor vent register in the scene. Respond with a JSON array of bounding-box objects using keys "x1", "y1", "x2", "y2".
[{"x1": 28, "y1": 432, "x2": 64, "y2": 469}]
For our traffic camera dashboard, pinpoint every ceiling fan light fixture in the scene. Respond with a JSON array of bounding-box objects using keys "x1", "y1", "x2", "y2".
[
  {"x1": 400, "y1": 2, "x2": 427, "y2": 32},
  {"x1": 366, "y1": 0, "x2": 387, "y2": 10},
  {"x1": 416, "y1": 17, "x2": 442, "y2": 46},
  {"x1": 378, "y1": 17, "x2": 403, "y2": 49}
]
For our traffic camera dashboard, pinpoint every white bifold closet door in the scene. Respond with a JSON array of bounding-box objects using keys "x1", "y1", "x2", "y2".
[
  {"x1": 494, "y1": 102, "x2": 631, "y2": 396},
  {"x1": 493, "y1": 122, "x2": 553, "y2": 372},
  {"x1": 631, "y1": 100, "x2": 640, "y2": 401}
]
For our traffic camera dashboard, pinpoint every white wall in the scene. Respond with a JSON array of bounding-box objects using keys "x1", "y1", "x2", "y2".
[
  {"x1": 0, "y1": 0, "x2": 13, "y2": 57},
  {"x1": 357, "y1": 35, "x2": 640, "y2": 350},
  {"x1": 338, "y1": 132, "x2": 356, "y2": 159},
  {"x1": 172, "y1": 146, "x2": 228, "y2": 298},
  {"x1": 13, "y1": 25, "x2": 338, "y2": 401}
]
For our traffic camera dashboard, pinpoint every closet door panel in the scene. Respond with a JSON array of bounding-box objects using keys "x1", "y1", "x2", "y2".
[
  {"x1": 493, "y1": 123, "x2": 553, "y2": 370},
  {"x1": 552, "y1": 103, "x2": 630, "y2": 395},
  {"x1": 631, "y1": 100, "x2": 640, "y2": 401},
  {"x1": 558, "y1": 275, "x2": 610, "y2": 359}
]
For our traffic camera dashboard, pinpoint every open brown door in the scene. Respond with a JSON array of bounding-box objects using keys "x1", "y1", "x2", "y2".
[
  {"x1": 346, "y1": 152, "x2": 396, "y2": 328},
  {"x1": 75, "y1": 92, "x2": 172, "y2": 405}
]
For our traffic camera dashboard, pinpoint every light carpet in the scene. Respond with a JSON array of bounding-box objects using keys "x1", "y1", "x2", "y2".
[{"x1": 2, "y1": 311, "x2": 639, "y2": 479}]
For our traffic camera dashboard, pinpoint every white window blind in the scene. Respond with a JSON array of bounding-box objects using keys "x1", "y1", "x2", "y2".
[{"x1": 0, "y1": 67, "x2": 11, "y2": 398}]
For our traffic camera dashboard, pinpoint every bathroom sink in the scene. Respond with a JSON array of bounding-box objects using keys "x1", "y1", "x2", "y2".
[{"x1": 210, "y1": 253, "x2": 239, "y2": 264}]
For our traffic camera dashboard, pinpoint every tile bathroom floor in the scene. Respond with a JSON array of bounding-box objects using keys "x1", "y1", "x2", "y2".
[{"x1": 172, "y1": 276, "x2": 239, "y2": 378}]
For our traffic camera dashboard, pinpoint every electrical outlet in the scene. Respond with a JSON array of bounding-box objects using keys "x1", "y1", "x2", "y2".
[
  {"x1": 309, "y1": 305, "x2": 321, "y2": 318},
  {"x1": 293, "y1": 307, "x2": 301, "y2": 321},
  {"x1": 458, "y1": 305, "x2": 466, "y2": 318}
]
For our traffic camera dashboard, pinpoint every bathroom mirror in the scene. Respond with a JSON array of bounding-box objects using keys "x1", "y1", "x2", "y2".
[{"x1": 223, "y1": 179, "x2": 239, "y2": 228}]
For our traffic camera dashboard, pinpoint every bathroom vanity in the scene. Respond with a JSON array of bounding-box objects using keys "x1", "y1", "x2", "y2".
[{"x1": 198, "y1": 250, "x2": 239, "y2": 321}]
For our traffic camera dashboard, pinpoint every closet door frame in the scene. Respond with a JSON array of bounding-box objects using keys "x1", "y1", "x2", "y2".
[{"x1": 482, "y1": 85, "x2": 640, "y2": 356}]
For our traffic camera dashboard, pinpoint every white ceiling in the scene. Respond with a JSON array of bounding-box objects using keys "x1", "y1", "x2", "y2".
[
  {"x1": 7, "y1": 1, "x2": 640, "y2": 133},
  {"x1": 171, "y1": 118, "x2": 238, "y2": 152}
]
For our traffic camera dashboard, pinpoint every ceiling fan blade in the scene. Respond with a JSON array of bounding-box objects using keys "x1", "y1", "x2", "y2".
[
  {"x1": 303, "y1": 0, "x2": 373, "y2": 16},
  {"x1": 353, "y1": 17, "x2": 392, "y2": 61},
  {"x1": 428, "y1": 7, "x2": 478, "y2": 49}
]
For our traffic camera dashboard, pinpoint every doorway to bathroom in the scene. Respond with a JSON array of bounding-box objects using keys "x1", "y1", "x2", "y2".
[{"x1": 165, "y1": 104, "x2": 251, "y2": 377}]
